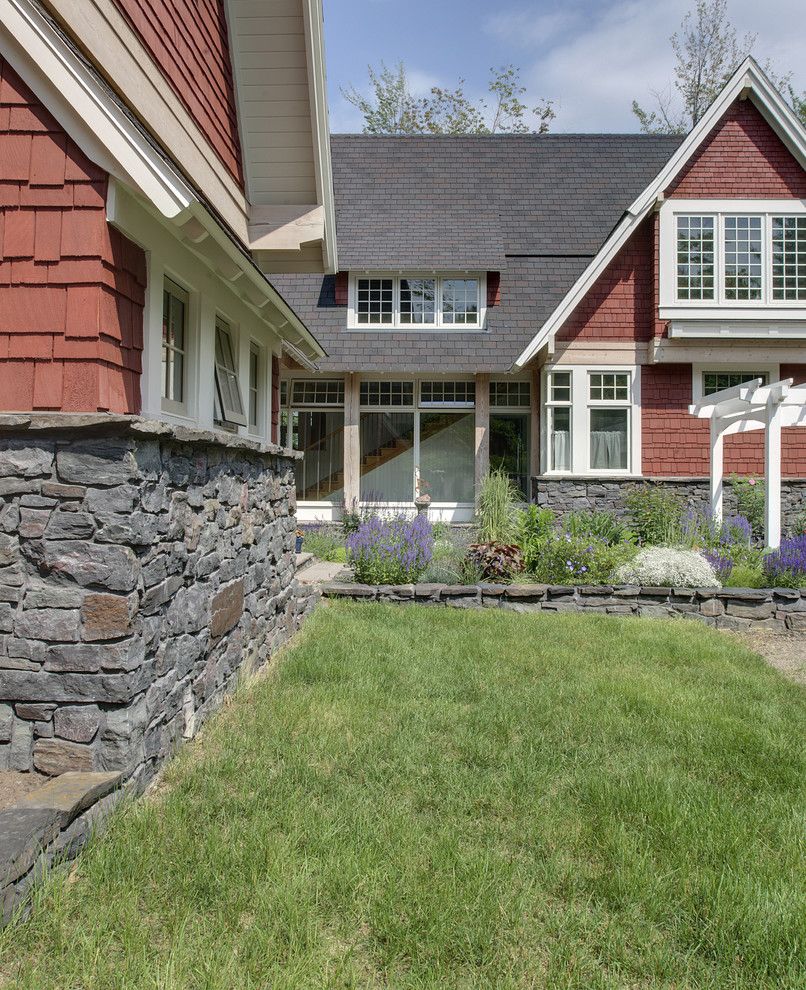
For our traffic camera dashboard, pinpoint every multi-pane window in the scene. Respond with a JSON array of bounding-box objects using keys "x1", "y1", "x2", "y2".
[
  {"x1": 360, "y1": 380, "x2": 414, "y2": 407},
  {"x1": 724, "y1": 216, "x2": 762, "y2": 300},
  {"x1": 248, "y1": 344, "x2": 260, "y2": 431},
  {"x1": 442, "y1": 279, "x2": 479, "y2": 324},
  {"x1": 772, "y1": 216, "x2": 806, "y2": 300},
  {"x1": 290, "y1": 380, "x2": 345, "y2": 406},
  {"x1": 676, "y1": 216, "x2": 715, "y2": 300},
  {"x1": 162, "y1": 279, "x2": 187, "y2": 407},
  {"x1": 490, "y1": 381, "x2": 531, "y2": 407},
  {"x1": 702, "y1": 371, "x2": 768, "y2": 396},
  {"x1": 589, "y1": 372, "x2": 629, "y2": 401},
  {"x1": 214, "y1": 320, "x2": 246, "y2": 427},
  {"x1": 399, "y1": 278, "x2": 436, "y2": 325},
  {"x1": 420, "y1": 380, "x2": 475, "y2": 406},
  {"x1": 356, "y1": 278, "x2": 394, "y2": 325},
  {"x1": 547, "y1": 371, "x2": 571, "y2": 472}
]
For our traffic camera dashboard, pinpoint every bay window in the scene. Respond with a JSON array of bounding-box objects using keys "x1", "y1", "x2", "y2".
[
  {"x1": 350, "y1": 275, "x2": 485, "y2": 329},
  {"x1": 544, "y1": 367, "x2": 637, "y2": 476},
  {"x1": 724, "y1": 216, "x2": 762, "y2": 300},
  {"x1": 772, "y1": 216, "x2": 806, "y2": 300},
  {"x1": 676, "y1": 216, "x2": 715, "y2": 300}
]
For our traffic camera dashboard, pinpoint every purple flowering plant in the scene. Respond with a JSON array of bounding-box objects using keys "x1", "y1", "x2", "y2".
[
  {"x1": 346, "y1": 513, "x2": 433, "y2": 584},
  {"x1": 762, "y1": 534, "x2": 806, "y2": 589}
]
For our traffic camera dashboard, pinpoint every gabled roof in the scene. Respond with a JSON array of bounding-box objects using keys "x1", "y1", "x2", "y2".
[{"x1": 515, "y1": 57, "x2": 806, "y2": 367}]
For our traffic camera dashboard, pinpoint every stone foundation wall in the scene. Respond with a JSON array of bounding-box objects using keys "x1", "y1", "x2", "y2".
[
  {"x1": 531, "y1": 476, "x2": 806, "y2": 530},
  {"x1": 0, "y1": 415, "x2": 318, "y2": 787}
]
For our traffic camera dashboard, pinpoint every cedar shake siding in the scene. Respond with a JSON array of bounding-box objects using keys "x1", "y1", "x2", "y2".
[
  {"x1": 111, "y1": 0, "x2": 244, "y2": 186},
  {"x1": 667, "y1": 99, "x2": 806, "y2": 199},
  {"x1": 0, "y1": 58, "x2": 145, "y2": 414}
]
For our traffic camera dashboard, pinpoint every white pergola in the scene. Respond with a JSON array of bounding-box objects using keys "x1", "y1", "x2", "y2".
[{"x1": 689, "y1": 377, "x2": 806, "y2": 549}]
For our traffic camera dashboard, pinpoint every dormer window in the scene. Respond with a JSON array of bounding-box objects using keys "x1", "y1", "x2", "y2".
[{"x1": 350, "y1": 274, "x2": 485, "y2": 330}]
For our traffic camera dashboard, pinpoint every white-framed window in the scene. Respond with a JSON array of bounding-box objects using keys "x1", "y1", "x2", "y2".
[
  {"x1": 491, "y1": 381, "x2": 531, "y2": 408},
  {"x1": 420, "y1": 380, "x2": 475, "y2": 407},
  {"x1": 213, "y1": 319, "x2": 247, "y2": 428},
  {"x1": 161, "y1": 278, "x2": 188, "y2": 414},
  {"x1": 542, "y1": 366, "x2": 639, "y2": 476},
  {"x1": 660, "y1": 200, "x2": 806, "y2": 315},
  {"x1": 360, "y1": 380, "x2": 414, "y2": 407},
  {"x1": 691, "y1": 364, "x2": 778, "y2": 402},
  {"x1": 290, "y1": 380, "x2": 345, "y2": 406},
  {"x1": 248, "y1": 342, "x2": 264, "y2": 433},
  {"x1": 349, "y1": 274, "x2": 485, "y2": 330}
]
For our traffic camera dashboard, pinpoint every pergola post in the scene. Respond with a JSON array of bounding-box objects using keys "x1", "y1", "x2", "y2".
[
  {"x1": 709, "y1": 418, "x2": 724, "y2": 524},
  {"x1": 765, "y1": 398, "x2": 783, "y2": 549}
]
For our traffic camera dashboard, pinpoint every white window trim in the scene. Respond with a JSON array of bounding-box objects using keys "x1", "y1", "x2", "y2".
[
  {"x1": 541, "y1": 365, "x2": 641, "y2": 478},
  {"x1": 691, "y1": 363, "x2": 780, "y2": 403},
  {"x1": 160, "y1": 275, "x2": 195, "y2": 420},
  {"x1": 659, "y1": 199, "x2": 806, "y2": 319},
  {"x1": 246, "y1": 341, "x2": 266, "y2": 437},
  {"x1": 347, "y1": 273, "x2": 487, "y2": 331},
  {"x1": 213, "y1": 318, "x2": 248, "y2": 429}
]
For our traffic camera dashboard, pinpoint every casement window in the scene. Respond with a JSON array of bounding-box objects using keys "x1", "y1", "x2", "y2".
[
  {"x1": 161, "y1": 279, "x2": 188, "y2": 412},
  {"x1": 350, "y1": 275, "x2": 484, "y2": 329},
  {"x1": 248, "y1": 343, "x2": 263, "y2": 432},
  {"x1": 662, "y1": 203, "x2": 806, "y2": 312},
  {"x1": 213, "y1": 319, "x2": 247, "y2": 427},
  {"x1": 544, "y1": 367, "x2": 638, "y2": 476},
  {"x1": 420, "y1": 380, "x2": 475, "y2": 407},
  {"x1": 360, "y1": 380, "x2": 414, "y2": 407},
  {"x1": 490, "y1": 381, "x2": 531, "y2": 408},
  {"x1": 290, "y1": 379, "x2": 345, "y2": 406}
]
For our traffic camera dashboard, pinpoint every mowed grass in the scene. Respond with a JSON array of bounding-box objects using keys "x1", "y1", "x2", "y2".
[{"x1": 2, "y1": 603, "x2": 805, "y2": 990}]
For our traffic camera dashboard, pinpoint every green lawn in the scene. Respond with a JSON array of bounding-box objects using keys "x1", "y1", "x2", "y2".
[{"x1": 2, "y1": 604, "x2": 805, "y2": 990}]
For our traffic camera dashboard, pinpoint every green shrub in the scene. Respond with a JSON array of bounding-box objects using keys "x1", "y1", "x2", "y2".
[
  {"x1": 466, "y1": 543, "x2": 524, "y2": 582},
  {"x1": 302, "y1": 528, "x2": 346, "y2": 562},
  {"x1": 624, "y1": 485, "x2": 684, "y2": 545},
  {"x1": 724, "y1": 562, "x2": 767, "y2": 588},
  {"x1": 477, "y1": 470, "x2": 520, "y2": 544},
  {"x1": 527, "y1": 532, "x2": 637, "y2": 585},
  {"x1": 565, "y1": 509, "x2": 634, "y2": 546},
  {"x1": 517, "y1": 505, "x2": 555, "y2": 546},
  {"x1": 729, "y1": 475, "x2": 765, "y2": 539}
]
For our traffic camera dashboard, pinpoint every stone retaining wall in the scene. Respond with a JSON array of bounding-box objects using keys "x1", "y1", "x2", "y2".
[
  {"x1": 531, "y1": 476, "x2": 806, "y2": 530},
  {"x1": 1, "y1": 415, "x2": 318, "y2": 787},
  {"x1": 321, "y1": 581, "x2": 806, "y2": 633}
]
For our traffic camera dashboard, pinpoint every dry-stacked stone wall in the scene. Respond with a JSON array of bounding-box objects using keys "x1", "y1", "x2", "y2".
[{"x1": 0, "y1": 415, "x2": 317, "y2": 787}]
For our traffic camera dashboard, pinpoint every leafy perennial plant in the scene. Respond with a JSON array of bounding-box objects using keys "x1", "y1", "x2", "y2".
[
  {"x1": 346, "y1": 514, "x2": 433, "y2": 584},
  {"x1": 762, "y1": 534, "x2": 806, "y2": 588}
]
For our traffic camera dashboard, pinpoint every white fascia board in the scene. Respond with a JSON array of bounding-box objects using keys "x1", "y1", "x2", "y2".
[
  {"x1": 669, "y1": 321, "x2": 806, "y2": 339},
  {"x1": 0, "y1": 0, "x2": 195, "y2": 219},
  {"x1": 302, "y1": 0, "x2": 338, "y2": 273},
  {"x1": 515, "y1": 56, "x2": 806, "y2": 370}
]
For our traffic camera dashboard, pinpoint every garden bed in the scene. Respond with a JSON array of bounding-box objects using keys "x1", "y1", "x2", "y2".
[{"x1": 320, "y1": 581, "x2": 806, "y2": 633}]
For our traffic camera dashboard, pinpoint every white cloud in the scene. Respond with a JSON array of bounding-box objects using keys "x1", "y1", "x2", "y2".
[{"x1": 485, "y1": 0, "x2": 806, "y2": 132}]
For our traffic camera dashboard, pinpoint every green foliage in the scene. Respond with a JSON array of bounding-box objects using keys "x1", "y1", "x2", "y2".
[
  {"x1": 565, "y1": 509, "x2": 635, "y2": 546},
  {"x1": 466, "y1": 543, "x2": 524, "y2": 583},
  {"x1": 343, "y1": 62, "x2": 554, "y2": 135},
  {"x1": 476, "y1": 470, "x2": 520, "y2": 545},
  {"x1": 730, "y1": 475, "x2": 766, "y2": 539},
  {"x1": 517, "y1": 505, "x2": 555, "y2": 546},
  {"x1": 527, "y1": 532, "x2": 638, "y2": 585},
  {"x1": 724, "y1": 562, "x2": 767, "y2": 588},
  {"x1": 624, "y1": 485, "x2": 685, "y2": 545},
  {"x1": 301, "y1": 528, "x2": 346, "y2": 563},
  {"x1": 431, "y1": 521, "x2": 451, "y2": 541}
]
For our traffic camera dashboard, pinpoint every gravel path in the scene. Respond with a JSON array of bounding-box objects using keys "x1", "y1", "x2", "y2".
[{"x1": 737, "y1": 632, "x2": 806, "y2": 686}]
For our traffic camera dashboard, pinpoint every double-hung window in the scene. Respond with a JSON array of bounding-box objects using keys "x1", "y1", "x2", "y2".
[
  {"x1": 676, "y1": 216, "x2": 715, "y2": 300},
  {"x1": 162, "y1": 279, "x2": 188, "y2": 413},
  {"x1": 214, "y1": 319, "x2": 247, "y2": 428},
  {"x1": 248, "y1": 343, "x2": 263, "y2": 433},
  {"x1": 547, "y1": 371, "x2": 571, "y2": 472},
  {"x1": 772, "y1": 216, "x2": 806, "y2": 300},
  {"x1": 588, "y1": 372, "x2": 630, "y2": 472},
  {"x1": 352, "y1": 275, "x2": 483, "y2": 329}
]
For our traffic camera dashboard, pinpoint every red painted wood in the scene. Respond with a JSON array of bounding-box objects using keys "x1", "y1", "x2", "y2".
[
  {"x1": 486, "y1": 271, "x2": 501, "y2": 307},
  {"x1": 111, "y1": 0, "x2": 243, "y2": 187},
  {"x1": 0, "y1": 57, "x2": 145, "y2": 414},
  {"x1": 334, "y1": 271, "x2": 349, "y2": 307}
]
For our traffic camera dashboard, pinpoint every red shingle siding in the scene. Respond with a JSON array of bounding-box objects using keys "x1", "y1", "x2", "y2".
[
  {"x1": 642, "y1": 364, "x2": 806, "y2": 477},
  {"x1": 112, "y1": 0, "x2": 243, "y2": 187},
  {"x1": 0, "y1": 58, "x2": 145, "y2": 414},
  {"x1": 667, "y1": 98, "x2": 806, "y2": 198},
  {"x1": 557, "y1": 217, "x2": 654, "y2": 342}
]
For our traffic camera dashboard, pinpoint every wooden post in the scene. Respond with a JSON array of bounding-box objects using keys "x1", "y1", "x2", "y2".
[
  {"x1": 474, "y1": 373, "x2": 490, "y2": 507},
  {"x1": 710, "y1": 418, "x2": 724, "y2": 525},
  {"x1": 529, "y1": 366, "x2": 541, "y2": 500},
  {"x1": 765, "y1": 399, "x2": 782, "y2": 549},
  {"x1": 343, "y1": 373, "x2": 360, "y2": 515}
]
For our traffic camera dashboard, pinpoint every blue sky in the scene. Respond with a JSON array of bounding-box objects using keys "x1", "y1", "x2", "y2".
[{"x1": 323, "y1": 0, "x2": 805, "y2": 133}]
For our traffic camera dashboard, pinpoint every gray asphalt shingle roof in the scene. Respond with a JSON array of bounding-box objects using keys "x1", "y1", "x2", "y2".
[{"x1": 271, "y1": 132, "x2": 683, "y2": 373}]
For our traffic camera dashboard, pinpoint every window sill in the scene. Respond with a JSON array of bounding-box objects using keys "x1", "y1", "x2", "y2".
[
  {"x1": 345, "y1": 325, "x2": 486, "y2": 334},
  {"x1": 660, "y1": 306, "x2": 806, "y2": 321}
]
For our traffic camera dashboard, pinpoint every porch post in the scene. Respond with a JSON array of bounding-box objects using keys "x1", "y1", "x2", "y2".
[
  {"x1": 529, "y1": 366, "x2": 540, "y2": 499},
  {"x1": 764, "y1": 399, "x2": 783, "y2": 549},
  {"x1": 343, "y1": 373, "x2": 360, "y2": 515},
  {"x1": 710, "y1": 418, "x2": 724, "y2": 524},
  {"x1": 474, "y1": 373, "x2": 490, "y2": 506}
]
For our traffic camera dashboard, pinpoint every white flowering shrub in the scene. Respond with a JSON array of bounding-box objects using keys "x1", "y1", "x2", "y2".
[{"x1": 616, "y1": 547, "x2": 720, "y2": 588}]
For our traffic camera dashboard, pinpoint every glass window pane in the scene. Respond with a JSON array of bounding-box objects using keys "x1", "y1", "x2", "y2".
[
  {"x1": 441, "y1": 279, "x2": 479, "y2": 324},
  {"x1": 400, "y1": 278, "x2": 436, "y2": 324},
  {"x1": 359, "y1": 380, "x2": 414, "y2": 407},
  {"x1": 294, "y1": 411, "x2": 344, "y2": 503},
  {"x1": 291, "y1": 380, "x2": 345, "y2": 406},
  {"x1": 420, "y1": 381, "x2": 475, "y2": 406},
  {"x1": 356, "y1": 278, "x2": 393, "y2": 324},
  {"x1": 590, "y1": 409, "x2": 628, "y2": 470},
  {"x1": 772, "y1": 217, "x2": 806, "y2": 300},
  {"x1": 360, "y1": 412, "x2": 414, "y2": 502},
  {"x1": 491, "y1": 381, "x2": 530, "y2": 407},
  {"x1": 702, "y1": 371, "x2": 768, "y2": 396},
  {"x1": 551, "y1": 406, "x2": 571, "y2": 471},
  {"x1": 490, "y1": 414, "x2": 529, "y2": 497},
  {"x1": 676, "y1": 216, "x2": 715, "y2": 300},
  {"x1": 550, "y1": 372, "x2": 571, "y2": 403},
  {"x1": 419, "y1": 412, "x2": 475, "y2": 502},
  {"x1": 724, "y1": 216, "x2": 762, "y2": 300}
]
